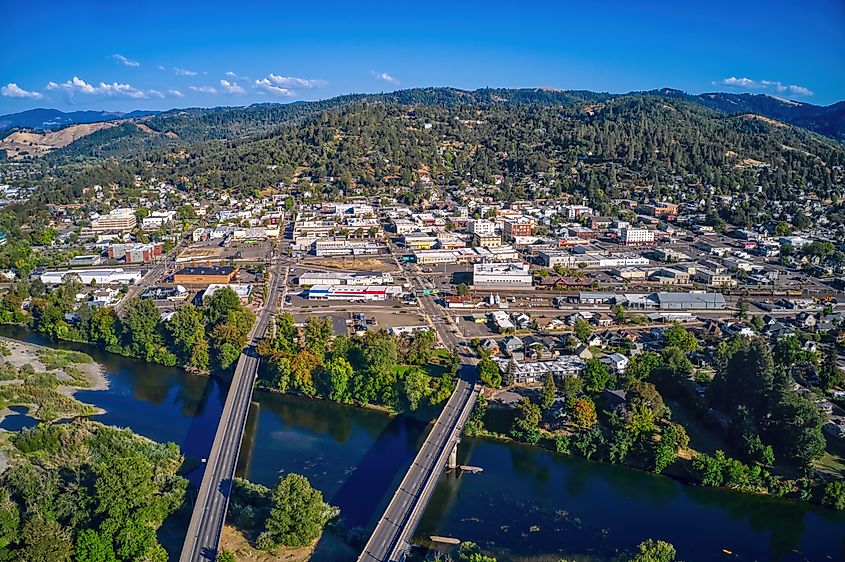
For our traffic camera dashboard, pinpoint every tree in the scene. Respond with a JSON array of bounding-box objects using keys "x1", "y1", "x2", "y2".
[
  {"x1": 204, "y1": 287, "x2": 242, "y2": 326},
  {"x1": 819, "y1": 346, "x2": 844, "y2": 391},
  {"x1": 663, "y1": 324, "x2": 699, "y2": 353},
  {"x1": 571, "y1": 397, "x2": 597, "y2": 428},
  {"x1": 630, "y1": 539, "x2": 676, "y2": 562},
  {"x1": 574, "y1": 319, "x2": 592, "y2": 342},
  {"x1": 625, "y1": 351, "x2": 662, "y2": 382},
  {"x1": 541, "y1": 372, "x2": 556, "y2": 411},
  {"x1": 583, "y1": 358, "x2": 615, "y2": 393},
  {"x1": 478, "y1": 358, "x2": 502, "y2": 388},
  {"x1": 510, "y1": 398, "x2": 542, "y2": 444},
  {"x1": 651, "y1": 423, "x2": 688, "y2": 473},
  {"x1": 166, "y1": 304, "x2": 206, "y2": 364},
  {"x1": 464, "y1": 395, "x2": 487, "y2": 437},
  {"x1": 821, "y1": 480, "x2": 845, "y2": 511},
  {"x1": 17, "y1": 516, "x2": 73, "y2": 562},
  {"x1": 257, "y1": 474, "x2": 336, "y2": 549},
  {"x1": 403, "y1": 367, "x2": 430, "y2": 411},
  {"x1": 74, "y1": 529, "x2": 117, "y2": 562},
  {"x1": 321, "y1": 356, "x2": 353, "y2": 403},
  {"x1": 405, "y1": 329, "x2": 435, "y2": 365},
  {"x1": 216, "y1": 550, "x2": 236, "y2": 562},
  {"x1": 457, "y1": 541, "x2": 497, "y2": 562},
  {"x1": 736, "y1": 297, "x2": 749, "y2": 320},
  {"x1": 303, "y1": 316, "x2": 333, "y2": 358},
  {"x1": 290, "y1": 350, "x2": 320, "y2": 397},
  {"x1": 456, "y1": 283, "x2": 470, "y2": 297}
]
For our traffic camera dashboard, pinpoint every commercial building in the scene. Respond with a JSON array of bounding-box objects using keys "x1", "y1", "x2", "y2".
[
  {"x1": 91, "y1": 208, "x2": 137, "y2": 233},
  {"x1": 472, "y1": 233, "x2": 503, "y2": 247},
  {"x1": 201, "y1": 283, "x2": 252, "y2": 303},
  {"x1": 312, "y1": 239, "x2": 383, "y2": 256},
  {"x1": 412, "y1": 246, "x2": 520, "y2": 265},
  {"x1": 468, "y1": 219, "x2": 496, "y2": 236},
  {"x1": 296, "y1": 271, "x2": 394, "y2": 286},
  {"x1": 503, "y1": 218, "x2": 532, "y2": 240},
  {"x1": 401, "y1": 232, "x2": 437, "y2": 250},
  {"x1": 653, "y1": 292, "x2": 726, "y2": 310},
  {"x1": 473, "y1": 262, "x2": 533, "y2": 288},
  {"x1": 306, "y1": 285, "x2": 402, "y2": 301},
  {"x1": 142, "y1": 210, "x2": 177, "y2": 230},
  {"x1": 108, "y1": 242, "x2": 163, "y2": 264},
  {"x1": 493, "y1": 356, "x2": 586, "y2": 384},
  {"x1": 173, "y1": 266, "x2": 238, "y2": 285},
  {"x1": 621, "y1": 227, "x2": 655, "y2": 245},
  {"x1": 693, "y1": 268, "x2": 736, "y2": 287},
  {"x1": 40, "y1": 268, "x2": 142, "y2": 285}
]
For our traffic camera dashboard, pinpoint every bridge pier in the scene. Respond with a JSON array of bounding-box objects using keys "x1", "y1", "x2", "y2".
[{"x1": 447, "y1": 439, "x2": 459, "y2": 470}]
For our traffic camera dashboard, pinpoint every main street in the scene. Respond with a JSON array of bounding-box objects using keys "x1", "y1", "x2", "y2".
[
  {"x1": 357, "y1": 257, "x2": 479, "y2": 562},
  {"x1": 178, "y1": 244, "x2": 288, "y2": 562}
]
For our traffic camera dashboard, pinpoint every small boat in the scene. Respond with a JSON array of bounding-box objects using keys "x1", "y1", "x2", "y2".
[{"x1": 722, "y1": 549, "x2": 733, "y2": 555}]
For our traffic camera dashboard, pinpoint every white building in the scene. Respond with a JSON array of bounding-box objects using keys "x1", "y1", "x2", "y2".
[
  {"x1": 473, "y1": 262, "x2": 533, "y2": 288},
  {"x1": 469, "y1": 219, "x2": 496, "y2": 236},
  {"x1": 201, "y1": 283, "x2": 252, "y2": 302},
  {"x1": 91, "y1": 208, "x2": 137, "y2": 233},
  {"x1": 621, "y1": 228, "x2": 655, "y2": 245},
  {"x1": 40, "y1": 268, "x2": 142, "y2": 285},
  {"x1": 142, "y1": 210, "x2": 177, "y2": 230}
]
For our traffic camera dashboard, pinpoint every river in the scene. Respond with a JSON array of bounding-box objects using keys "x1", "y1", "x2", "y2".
[{"x1": 1, "y1": 326, "x2": 843, "y2": 562}]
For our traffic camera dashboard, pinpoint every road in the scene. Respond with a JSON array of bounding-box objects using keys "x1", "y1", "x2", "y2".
[
  {"x1": 357, "y1": 258, "x2": 479, "y2": 562},
  {"x1": 178, "y1": 247, "x2": 288, "y2": 562}
]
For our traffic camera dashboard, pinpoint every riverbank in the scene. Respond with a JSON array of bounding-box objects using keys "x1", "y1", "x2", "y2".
[{"x1": 0, "y1": 336, "x2": 108, "y2": 431}]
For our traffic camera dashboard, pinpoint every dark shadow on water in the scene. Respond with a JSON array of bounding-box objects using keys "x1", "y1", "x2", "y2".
[{"x1": 330, "y1": 414, "x2": 430, "y2": 529}]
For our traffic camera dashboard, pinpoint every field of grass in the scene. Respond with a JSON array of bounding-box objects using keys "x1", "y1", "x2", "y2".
[{"x1": 37, "y1": 348, "x2": 94, "y2": 370}]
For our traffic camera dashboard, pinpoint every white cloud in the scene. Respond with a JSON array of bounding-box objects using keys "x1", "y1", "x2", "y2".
[
  {"x1": 717, "y1": 76, "x2": 813, "y2": 97},
  {"x1": 1, "y1": 83, "x2": 44, "y2": 99},
  {"x1": 253, "y1": 78, "x2": 294, "y2": 96},
  {"x1": 263, "y1": 74, "x2": 326, "y2": 89},
  {"x1": 157, "y1": 65, "x2": 166, "y2": 71},
  {"x1": 46, "y1": 76, "x2": 150, "y2": 98},
  {"x1": 168, "y1": 89, "x2": 185, "y2": 98},
  {"x1": 189, "y1": 85, "x2": 217, "y2": 94},
  {"x1": 226, "y1": 71, "x2": 249, "y2": 81},
  {"x1": 147, "y1": 89, "x2": 165, "y2": 98},
  {"x1": 219, "y1": 79, "x2": 246, "y2": 94},
  {"x1": 370, "y1": 70, "x2": 399, "y2": 85},
  {"x1": 111, "y1": 54, "x2": 140, "y2": 67},
  {"x1": 174, "y1": 67, "x2": 199, "y2": 76}
]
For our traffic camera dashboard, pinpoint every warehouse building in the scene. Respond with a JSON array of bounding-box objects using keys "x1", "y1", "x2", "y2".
[
  {"x1": 306, "y1": 285, "x2": 402, "y2": 301},
  {"x1": 40, "y1": 268, "x2": 142, "y2": 285},
  {"x1": 473, "y1": 262, "x2": 533, "y2": 288},
  {"x1": 172, "y1": 266, "x2": 238, "y2": 285},
  {"x1": 201, "y1": 283, "x2": 252, "y2": 303},
  {"x1": 297, "y1": 271, "x2": 394, "y2": 286}
]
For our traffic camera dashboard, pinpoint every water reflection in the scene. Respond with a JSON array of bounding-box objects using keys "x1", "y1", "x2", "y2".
[{"x1": 1, "y1": 326, "x2": 843, "y2": 562}]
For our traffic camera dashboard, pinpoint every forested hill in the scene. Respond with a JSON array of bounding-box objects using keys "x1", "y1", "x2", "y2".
[
  {"x1": 31, "y1": 87, "x2": 842, "y2": 162},
  {"x1": 27, "y1": 90, "x2": 841, "y2": 234}
]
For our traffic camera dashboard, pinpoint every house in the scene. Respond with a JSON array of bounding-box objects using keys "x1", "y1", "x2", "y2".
[
  {"x1": 502, "y1": 336, "x2": 525, "y2": 355},
  {"x1": 601, "y1": 353, "x2": 629, "y2": 373},
  {"x1": 603, "y1": 389, "x2": 628, "y2": 411},
  {"x1": 573, "y1": 345, "x2": 593, "y2": 360},
  {"x1": 479, "y1": 339, "x2": 500, "y2": 356},
  {"x1": 591, "y1": 312, "x2": 613, "y2": 327}
]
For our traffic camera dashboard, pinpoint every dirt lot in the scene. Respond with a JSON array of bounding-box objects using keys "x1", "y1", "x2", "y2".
[
  {"x1": 304, "y1": 257, "x2": 398, "y2": 273},
  {"x1": 368, "y1": 310, "x2": 427, "y2": 329},
  {"x1": 219, "y1": 525, "x2": 356, "y2": 562}
]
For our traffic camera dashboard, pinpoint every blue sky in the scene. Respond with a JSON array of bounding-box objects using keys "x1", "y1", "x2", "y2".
[{"x1": 2, "y1": 0, "x2": 844, "y2": 113}]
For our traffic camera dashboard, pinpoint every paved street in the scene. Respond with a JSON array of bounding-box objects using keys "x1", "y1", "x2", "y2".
[
  {"x1": 178, "y1": 246, "x2": 288, "y2": 562},
  {"x1": 357, "y1": 259, "x2": 479, "y2": 562}
]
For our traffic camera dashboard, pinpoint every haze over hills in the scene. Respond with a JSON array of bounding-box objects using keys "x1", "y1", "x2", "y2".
[{"x1": 0, "y1": 108, "x2": 159, "y2": 132}]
